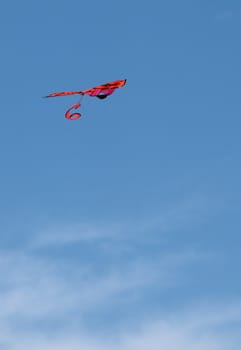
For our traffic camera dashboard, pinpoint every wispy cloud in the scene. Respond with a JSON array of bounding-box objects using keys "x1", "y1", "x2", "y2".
[
  {"x1": 31, "y1": 194, "x2": 212, "y2": 249},
  {"x1": 0, "y1": 240, "x2": 238, "y2": 349},
  {"x1": 0, "y1": 303, "x2": 241, "y2": 350},
  {"x1": 0, "y1": 247, "x2": 200, "y2": 324},
  {"x1": 0, "y1": 194, "x2": 238, "y2": 349}
]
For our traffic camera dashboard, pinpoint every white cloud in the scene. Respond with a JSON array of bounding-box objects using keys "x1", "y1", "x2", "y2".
[
  {"x1": 31, "y1": 194, "x2": 212, "y2": 249},
  {"x1": 1, "y1": 305, "x2": 241, "y2": 350},
  {"x1": 31, "y1": 222, "x2": 118, "y2": 247},
  {"x1": 0, "y1": 246, "x2": 199, "y2": 324},
  {"x1": 0, "y1": 241, "x2": 239, "y2": 350},
  {"x1": 0, "y1": 195, "x2": 239, "y2": 349}
]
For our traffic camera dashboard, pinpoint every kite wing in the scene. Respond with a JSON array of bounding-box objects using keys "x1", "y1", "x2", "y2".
[
  {"x1": 45, "y1": 79, "x2": 126, "y2": 99},
  {"x1": 81, "y1": 79, "x2": 126, "y2": 99},
  {"x1": 45, "y1": 90, "x2": 83, "y2": 98},
  {"x1": 44, "y1": 79, "x2": 126, "y2": 120}
]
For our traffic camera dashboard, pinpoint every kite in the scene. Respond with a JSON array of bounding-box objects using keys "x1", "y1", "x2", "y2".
[{"x1": 44, "y1": 79, "x2": 126, "y2": 120}]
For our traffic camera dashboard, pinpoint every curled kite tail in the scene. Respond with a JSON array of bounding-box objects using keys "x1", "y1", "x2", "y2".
[{"x1": 65, "y1": 103, "x2": 82, "y2": 120}]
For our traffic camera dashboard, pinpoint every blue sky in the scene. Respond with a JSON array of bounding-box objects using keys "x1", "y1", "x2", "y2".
[{"x1": 0, "y1": 0, "x2": 241, "y2": 349}]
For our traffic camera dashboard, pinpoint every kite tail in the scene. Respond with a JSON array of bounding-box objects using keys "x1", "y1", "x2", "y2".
[{"x1": 65, "y1": 103, "x2": 82, "y2": 120}]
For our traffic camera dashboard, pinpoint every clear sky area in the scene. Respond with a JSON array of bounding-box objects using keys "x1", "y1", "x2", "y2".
[{"x1": 0, "y1": 0, "x2": 241, "y2": 349}]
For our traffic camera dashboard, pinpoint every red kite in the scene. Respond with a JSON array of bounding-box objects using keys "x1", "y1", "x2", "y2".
[{"x1": 44, "y1": 79, "x2": 126, "y2": 120}]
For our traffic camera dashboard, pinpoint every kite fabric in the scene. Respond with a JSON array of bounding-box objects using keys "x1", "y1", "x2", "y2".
[{"x1": 44, "y1": 79, "x2": 126, "y2": 120}]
